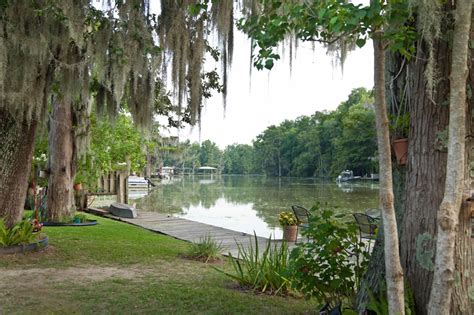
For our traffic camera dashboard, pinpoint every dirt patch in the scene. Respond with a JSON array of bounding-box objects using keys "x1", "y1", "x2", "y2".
[
  {"x1": 0, "y1": 258, "x2": 214, "y2": 289},
  {"x1": 0, "y1": 245, "x2": 57, "y2": 265},
  {"x1": 179, "y1": 254, "x2": 224, "y2": 265},
  {"x1": 0, "y1": 265, "x2": 151, "y2": 290}
]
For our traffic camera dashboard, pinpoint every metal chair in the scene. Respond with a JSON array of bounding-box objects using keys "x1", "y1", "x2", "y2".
[
  {"x1": 352, "y1": 213, "x2": 379, "y2": 240},
  {"x1": 291, "y1": 205, "x2": 311, "y2": 239},
  {"x1": 364, "y1": 208, "x2": 381, "y2": 218}
]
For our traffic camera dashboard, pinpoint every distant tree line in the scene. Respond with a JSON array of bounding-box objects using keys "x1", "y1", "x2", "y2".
[{"x1": 164, "y1": 88, "x2": 378, "y2": 178}]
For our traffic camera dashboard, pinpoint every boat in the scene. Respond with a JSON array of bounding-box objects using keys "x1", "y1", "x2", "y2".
[
  {"x1": 336, "y1": 170, "x2": 361, "y2": 183},
  {"x1": 336, "y1": 170, "x2": 379, "y2": 183},
  {"x1": 128, "y1": 176, "x2": 149, "y2": 190},
  {"x1": 109, "y1": 202, "x2": 137, "y2": 218}
]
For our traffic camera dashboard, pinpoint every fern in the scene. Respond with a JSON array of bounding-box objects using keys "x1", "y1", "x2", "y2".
[{"x1": 0, "y1": 218, "x2": 39, "y2": 246}]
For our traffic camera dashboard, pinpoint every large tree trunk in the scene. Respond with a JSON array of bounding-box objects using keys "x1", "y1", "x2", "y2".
[
  {"x1": 46, "y1": 98, "x2": 75, "y2": 221},
  {"x1": 373, "y1": 37, "x2": 405, "y2": 314},
  {"x1": 400, "y1": 3, "x2": 473, "y2": 314},
  {"x1": 400, "y1": 38, "x2": 450, "y2": 314},
  {"x1": 359, "y1": 4, "x2": 473, "y2": 314},
  {"x1": 0, "y1": 109, "x2": 37, "y2": 227},
  {"x1": 428, "y1": 2, "x2": 472, "y2": 313}
]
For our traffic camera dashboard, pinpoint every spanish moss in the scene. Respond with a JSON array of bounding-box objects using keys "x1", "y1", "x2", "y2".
[{"x1": 409, "y1": 0, "x2": 443, "y2": 98}]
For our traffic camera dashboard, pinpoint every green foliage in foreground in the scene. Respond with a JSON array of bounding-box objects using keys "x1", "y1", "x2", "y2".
[
  {"x1": 186, "y1": 234, "x2": 223, "y2": 262},
  {"x1": 0, "y1": 218, "x2": 38, "y2": 246},
  {"x1": 367, "y1": 282, "x2": 415, "y2": 315},
  {"x1": 289, "y1": 206, "x2": 369, "y2": 310},
  {"x1": 0, "y1": 214, "x2": 314, "y2": 314},
  {"x1": 215, "y1": 234, "x2": 292, "y2": 295}
]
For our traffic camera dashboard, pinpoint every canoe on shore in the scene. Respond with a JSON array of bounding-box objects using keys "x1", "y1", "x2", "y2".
[{"x1": 109, "y1": 202, "x2": 137, "y2": 219}]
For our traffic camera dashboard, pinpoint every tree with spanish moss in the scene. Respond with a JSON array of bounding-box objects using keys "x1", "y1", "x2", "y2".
[{"x1": 0, "y1": 0, "x2": 234, "y2": 224}]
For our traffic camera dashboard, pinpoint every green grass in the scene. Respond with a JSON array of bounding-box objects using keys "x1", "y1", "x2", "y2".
[
  {"x1": 0, "y1": 213, "x2": 314, "y2": 314},
  {"x1": 1, "y1": 214, "x2": 186, "y2": 268}
]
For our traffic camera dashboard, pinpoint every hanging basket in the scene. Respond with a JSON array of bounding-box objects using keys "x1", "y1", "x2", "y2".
[{"x1": 392, "y1": 138, "x2": 408, "y2": 165}]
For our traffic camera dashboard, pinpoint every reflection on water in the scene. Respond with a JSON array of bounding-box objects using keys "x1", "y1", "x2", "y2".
[
  {"x1": 135, "y1": 175, "x2": 379, "y2": 238},
  {"x1": 181, "y1": 199, "x2": 281, "y2": 238}
]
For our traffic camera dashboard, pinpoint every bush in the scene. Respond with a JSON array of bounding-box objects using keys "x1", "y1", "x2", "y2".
[
  {"x1": 186, "y1": 235, "x2": 223, "y2": 263},
  {"x1": 42, "y1": 213, "x2": 89, "y2": 224},
  {"x1": 366, "y1": 281, "x2": 415, "y2": 315},
  {"x1": 73, "y1": 213, "x2": 89, "y2": 223},
  {"x1": 0, "y1": 218, "x2": 40, "y2": 246},
  {"x1": 215, "y1": 234, "x2": 292, "y2": 295},
  {"x1": 289, "y1": 206, "x2": 369, "y2": 310}
]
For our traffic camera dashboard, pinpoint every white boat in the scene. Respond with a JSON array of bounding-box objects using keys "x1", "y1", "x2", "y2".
[
  {"x1": 336, "y1": 170, "x2": 361, "y2": 183},
  {"x1": 128, "y1": 176, "x2": 148, "y2": 191}
]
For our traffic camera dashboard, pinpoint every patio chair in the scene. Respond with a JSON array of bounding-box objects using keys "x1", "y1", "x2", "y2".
[
  {"x1": 352, "y1": 213, "x2": 379, "y2": 241},
  {"x1": 291, "y1": 205, "x2": 311, "y2": 239},
  {"x1": 364, "y1": 208, "x2": 381, "y2": 219}
]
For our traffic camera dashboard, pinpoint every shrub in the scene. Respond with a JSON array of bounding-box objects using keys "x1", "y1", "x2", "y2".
[
  {"x1": 44, "y1": 213, "x2": 88, "y2": 224},
  {"x1": 289, "y1": 206, "x2": 369, "y2": 310},
  {"x1": 73, "y1": 213, "x2": 89, "y2": 223},
  {"x1": 0, "y1": 218, "x2": 39, "y2": 246},
  {"x1": 186, "y1": 235, "x2": 223, "y2": 263},
  {"x1": 215, "y1": 234, "x2": 292, "y2": 295},
  {"x1": 367, "y1": 282, "x2": 415, "y2": 315}
]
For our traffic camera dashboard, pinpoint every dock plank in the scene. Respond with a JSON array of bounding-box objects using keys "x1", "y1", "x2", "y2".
[{"x1": 104, "y1": 210, "x2": 286, "y2": 256}]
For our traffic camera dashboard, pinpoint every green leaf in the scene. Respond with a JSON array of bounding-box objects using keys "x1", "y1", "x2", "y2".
[
  {"x1": 356, "y1": 38, "x2": 366, "y2": 48},
  {"x1": 318, "y1": 8, "x2": 326, "y2": 19},
  {"x1": 264, "y1": 59, "x2": 274, "y2": 70},
  {"x1": 355, "y1": 10, "x2": 366, "y2": 19}
]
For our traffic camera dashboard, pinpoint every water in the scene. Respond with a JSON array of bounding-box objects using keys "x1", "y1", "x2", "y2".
[{"x1": 135, "y1": 175, "x2": 379, "y2": 238}]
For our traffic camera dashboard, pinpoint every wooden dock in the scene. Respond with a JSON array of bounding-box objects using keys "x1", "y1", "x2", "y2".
[{"x1": 100, "y1": 210, "x2": 287, "y2": 257}]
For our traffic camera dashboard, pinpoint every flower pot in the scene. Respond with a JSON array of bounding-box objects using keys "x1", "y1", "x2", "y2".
[
  {"x1": 73, "y1": 183, "x2": 82, "y2": 191},
  {"x1": 283, "y1": 225, "x2": 298, "y2": 242},
  {"x1": 392, "y1": 138, "x2": 408, "y2": 165}
]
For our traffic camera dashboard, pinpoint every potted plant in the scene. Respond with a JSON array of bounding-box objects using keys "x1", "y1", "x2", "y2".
[
  {"x1": 390, "y1": 112, "x2": 410, "y2": 165},
  {"x1": 74, "y1": 171, "x2": 86, "y2": 191},
  {"x1": 73, "y1": 182, "x2": 82, "y2": 191},
  {"x1": 278, "y1": 211, "x2": 298, "y2": 242}
]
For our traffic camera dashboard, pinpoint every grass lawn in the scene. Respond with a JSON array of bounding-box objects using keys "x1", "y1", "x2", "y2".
[{"x1": 0, "y1": 214, "x2": 314, "y2": 314}]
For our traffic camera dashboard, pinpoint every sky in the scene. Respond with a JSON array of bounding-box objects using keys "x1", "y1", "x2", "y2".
[{"x1": 159, "y1": 10, "x2": 374, "y2": 149}]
